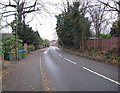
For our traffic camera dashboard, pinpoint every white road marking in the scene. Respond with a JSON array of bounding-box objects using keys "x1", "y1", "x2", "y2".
[
  {"x1": 65, "y1": 58, "x2": 77, "y2": 65},
  {"x1": 43, "y1": 51, "x2": 48, "y2": 54},
  {"x1": 83, "y1": 67, "x2": 120, "y2": 85},
  {"x1": 40, "y1": 57, "x2": 42, "y2": 74},
  {"x1": 58, "y1": 54, "x2": 63, "y2": 57}
]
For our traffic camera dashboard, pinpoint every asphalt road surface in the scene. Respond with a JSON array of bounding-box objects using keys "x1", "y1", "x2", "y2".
[
  {"x1": 3, "y1": 49, "x2": 45, "y2": 91},
  {"x1": 41, "y1": 46, "x2": 120, "y2": 91},
  {"x1": 2, "y1": 47, "x2": 120, "y2": 91}
]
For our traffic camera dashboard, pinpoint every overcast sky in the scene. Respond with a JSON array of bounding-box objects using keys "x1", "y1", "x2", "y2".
[
  {"x1": 29, "y1": 0, "x2": 116, "y2": 40},
  {"x1": 0, "y1": 0, "x2": 65, "y2": 40},
  {"x1": 0, "y1": 0, "x2": 117, "y2": 41},
  {"x1": 28, "y1": 0, "x2": 75, "y2": 40},
  {"x1": 28, "y1": 0, "x2": 64, "y2": 41}
]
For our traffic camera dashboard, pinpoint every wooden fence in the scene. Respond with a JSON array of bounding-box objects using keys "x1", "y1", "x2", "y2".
[{"x1": 85, "y1": 37, "x2": 120, "y2": 50}]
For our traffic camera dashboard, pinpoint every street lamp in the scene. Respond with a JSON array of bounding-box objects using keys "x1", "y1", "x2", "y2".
[{"x1": 15, "y1": 13, "x2": 18, "y2": 60}]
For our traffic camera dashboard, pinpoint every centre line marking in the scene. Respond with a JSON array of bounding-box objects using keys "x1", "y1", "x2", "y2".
[
  {"x1": 83, "y1": 67, "x2": 120, "y2": 85},
  {"x1": 65, "y1": 58, "x2": 77, "y2": 65},
  {"x1": 58, "y1": 54, "x2": 63, "y2": 57}
]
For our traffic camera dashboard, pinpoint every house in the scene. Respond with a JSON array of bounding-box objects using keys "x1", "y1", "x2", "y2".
[
  {"x1": 50, "y1": 40, "x2": 58, "y2": 46},
  {"x1": 88, "y1": 37, "x2": 98, "y2": 40}
]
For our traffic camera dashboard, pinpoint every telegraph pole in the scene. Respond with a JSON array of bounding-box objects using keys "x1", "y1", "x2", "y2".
[{"x1": 15, "y1": 13, "x2": 18, "y2": 60}]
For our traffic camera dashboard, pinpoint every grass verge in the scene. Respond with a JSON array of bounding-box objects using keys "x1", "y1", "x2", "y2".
[{"x1": 62, "y1": 47, "x2": 120, "y2": 67}]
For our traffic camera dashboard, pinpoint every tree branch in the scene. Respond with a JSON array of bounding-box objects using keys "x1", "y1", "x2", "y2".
[
  {"x1": 2, "y1": 11, "x2": 16, "y2": 14},
  {"x1": 0, "y1": 2, "x2": 16, "y2": 8},
  {"x1": 3, "y1": 14, "x2": 15, "y2": 18},
  {"x1": 99, "y1": 1, "x2": 120, "y2": 13}
]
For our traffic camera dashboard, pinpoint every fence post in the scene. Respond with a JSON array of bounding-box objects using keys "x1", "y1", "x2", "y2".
[{"x1": 101, "y1": 39, "x2": 103, "y2": 50}]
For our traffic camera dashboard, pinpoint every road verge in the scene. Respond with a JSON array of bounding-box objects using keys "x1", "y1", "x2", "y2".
[{"x1": 62, "y1": 47, "x2": 120, "y2": 67}]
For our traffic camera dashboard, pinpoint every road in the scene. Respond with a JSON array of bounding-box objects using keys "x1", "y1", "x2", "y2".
[
  {"x1": 3, "y1": 49, "x2": 45, "y2": 91},
  {"x1": 2, "y1": 47, "x2": 120, "y2": 91},
  {"x1": 41, "y1": 46, "x2": 120, "y2": 91}
]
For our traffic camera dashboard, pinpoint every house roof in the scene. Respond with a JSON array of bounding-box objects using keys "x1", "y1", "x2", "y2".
[{"x1": 89, "y1": 37, "x2": 98, "y2": 39}]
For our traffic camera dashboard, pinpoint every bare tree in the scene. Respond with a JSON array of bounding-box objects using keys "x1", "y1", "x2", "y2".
[
  {"x1": 87, "y1": 1, "x2": 109, "y2": 39},
  {"x1": 98, "y1": 0, "x2": 120, "y2": 37},
  {"x1": 1, "y1": 0, "x2": 47, "y2": 24},
  {"x1": 98, "y1": 0, "x2": 120, "y2": 54},
  {"x1": 98, "y1": 0, "x2": 120, "y2": 19}
]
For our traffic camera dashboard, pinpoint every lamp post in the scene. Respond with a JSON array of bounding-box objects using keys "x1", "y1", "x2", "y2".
[{"x1": 15, "y1": 13, "x2": 18, "y2": 60}]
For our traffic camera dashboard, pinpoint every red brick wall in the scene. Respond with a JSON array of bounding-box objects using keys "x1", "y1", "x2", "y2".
[{"x1": 85, "y1": 37, "x2": 120, "y2": 50}]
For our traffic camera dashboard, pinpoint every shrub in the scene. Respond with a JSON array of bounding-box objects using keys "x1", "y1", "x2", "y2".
[
  {"x1": 18, "y1": 44, "x2": 24, "y2": 50},
  {"x1": 0, "y1": 42, "x2": 4, "y2": 56},
  {"x1": 101, "y1": 34, "x2": 110, "y2": 38},
  {"x1": 3, "y1": 35, "x2": 23, "y2": 60},
  {"x1": 28, "y1": 45, "x2": 35, "y2": 52},
  {"x1": 111, "y1": 46, "x2": 118, "y2": 54},
  {"x1": 116, "y1": 57, "x2": 120, "y2": 64}
]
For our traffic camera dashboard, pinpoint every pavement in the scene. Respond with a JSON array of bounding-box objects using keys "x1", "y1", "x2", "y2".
[
  {"x1": 41, "y1": 46, "x2": 120, "y2": 91},
  {"x1": 2, "y1": 49, "x2": 45, "y2": 91}
]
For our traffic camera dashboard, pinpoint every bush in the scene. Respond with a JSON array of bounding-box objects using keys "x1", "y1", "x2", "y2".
[
  {"x1": 111, "y1": 46, "x2": 118, "y2": 54},
  {"x1": 18, "y1": 44, "x2": 24, "y2": 50},
  {"x1": 3, "y1": 34, "x2": 23, "y2": 60},
  {"x1": 28, "y1": 45, "x2": 35, "y2": 52},
  {"x1": 116, "y1": 57, "x2": 120, "y2": 64},
  {"x1": 101, "y1": 34, "x2": 110, "y2": 38},
  {"x1": 0, "y1": 42, "x2": 4, "y2": 56},
  {"x1": 88, "y1": 48, "x2": 100, "y2": 53}
]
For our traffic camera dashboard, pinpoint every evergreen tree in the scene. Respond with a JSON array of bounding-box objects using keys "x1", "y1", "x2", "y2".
[
  {"x1": 56, "y1": 1, "x2": 91, "y2": 50},
  {"x1": 110, "y1": 20, "x2": 120, "y2": 37}
]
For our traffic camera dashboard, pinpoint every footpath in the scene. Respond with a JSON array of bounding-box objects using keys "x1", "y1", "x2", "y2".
[{"x1": 2, "y1": 49, "x2": 46, "y2": 91}]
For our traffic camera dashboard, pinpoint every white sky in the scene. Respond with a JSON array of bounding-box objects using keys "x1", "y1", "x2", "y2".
[
  {"x1": 0, "y1": 0, "x2": 65, "y2": 40},
  {"x1": 28, "y1": 0, "x2": 63, "y2": 41},
  {"x1": 28, "y1": 0, "x2": 117, "y2": 40},
  {"x1": 0, "y1": 0, "x2": 117, "y2": 41}
]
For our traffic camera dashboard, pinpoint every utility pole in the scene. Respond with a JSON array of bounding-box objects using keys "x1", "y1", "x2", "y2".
[{"x1": 15, "y1": 13, "x2": 18, "y2": 60}]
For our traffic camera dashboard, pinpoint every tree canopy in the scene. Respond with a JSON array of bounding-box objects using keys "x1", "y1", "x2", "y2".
[
  {"x1": 110, "y1": 20, "x2": 120, "y2": 37},
  {"x1": 56, "y1": 1, "x2": 91, "y2": 50},
  {"x1": 10, "y1": 20, "x2": 42, "y2": 45}
]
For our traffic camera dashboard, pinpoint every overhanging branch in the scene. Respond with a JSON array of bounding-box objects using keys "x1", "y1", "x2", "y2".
[
  {"x1": 2, "y1": 11, "x2": 16, "y2": 14},
  {"x1": 99, "y1": 1, "x2": 120, "y2": 13}
]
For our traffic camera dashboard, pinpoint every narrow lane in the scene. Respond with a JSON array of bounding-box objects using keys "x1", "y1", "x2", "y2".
[{"x1": 41, "y1": 46, "x2": 119, "y2": 91}]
